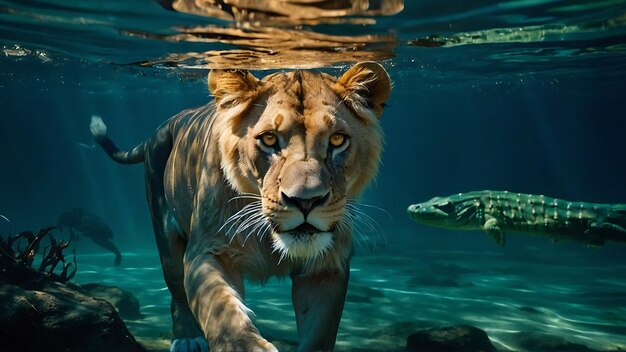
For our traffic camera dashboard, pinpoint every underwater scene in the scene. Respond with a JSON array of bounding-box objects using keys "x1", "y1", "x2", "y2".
[{"x1": 2, "y1": 0, "x2": 626, "y2": 351}]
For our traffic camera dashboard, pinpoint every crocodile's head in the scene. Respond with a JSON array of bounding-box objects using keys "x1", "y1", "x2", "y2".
[{"x1": 407, "y1": 195, "x2": 482, "y2": 230}]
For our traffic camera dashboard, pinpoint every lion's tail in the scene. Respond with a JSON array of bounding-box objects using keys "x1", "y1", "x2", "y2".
[{"x1": 90, "y1": 115, "x2": 146, "y2": 164}]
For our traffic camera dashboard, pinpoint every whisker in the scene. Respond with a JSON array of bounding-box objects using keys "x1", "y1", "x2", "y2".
[
  {"x1": 227, "y1": 193, "x2": 262, "y2": 204},
  {"x1": 343, "y1": 201, "x2": 388, "y2": 252},
  {"x1": 235, "y1": 212, "x2": 266, "y2": 237},
  {"x1": 346, "y1": 203, "x2": 385, "y2": 234},
  {"x1": 226, "y1": 210, "x2": 261, "y2": 238},
  {"x1": 239, "y1": 192, "x2": 261, "y2": 197},
  {"x1": 253, "y1": 218, "x2": 271, "y2": 240},
  {"x1": 242, "y1": 216, "x2": 267, "y2": 245},
  {"x1": 245, "y1": 219, "x2": 266, "y2": 244},
  {"x1": 350, "y1": 209, "x2": 380, "y2": 235},
  {"x1": 349, "y1": 201, "x2": 393, "y2": 221},
  {"x1": 218, "y1": 201, "x2": 262, "y2": 235},
  {"x1": 348, "y1": 217, "x2": 369, "y2": 252},
  {"x1": 258, "y1": 221, "x2": 273, "y2": 242}
]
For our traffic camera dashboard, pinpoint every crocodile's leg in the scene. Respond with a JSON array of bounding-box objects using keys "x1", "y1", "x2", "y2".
[{"x1": 483, "y1": 215, "x2": 505, "y2": 246}]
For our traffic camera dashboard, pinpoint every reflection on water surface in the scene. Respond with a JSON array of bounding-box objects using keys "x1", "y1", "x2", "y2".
[{"x1": 132, "y1": 0, "x2": 403, "y2": 69}]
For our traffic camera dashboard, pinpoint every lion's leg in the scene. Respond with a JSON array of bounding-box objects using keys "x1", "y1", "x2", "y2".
[
  {"x1": 291, "y1": 266, "x2": 350, "y2": 352},
  {"x1": 183, "y1": 252, "x2": 277, "y2": 352},
  {"x1": 143, "y1": 130, "x2": 206, "y2": 350},
  {"x1": 166, "y1": 228, "x2": 203, "y2": 339},
  {"x1": 152, "y1": 213, "x2": 208, "y2": 351},
  {"x1": 151, "y1": 212, "x2": 207, "y2": 350}
]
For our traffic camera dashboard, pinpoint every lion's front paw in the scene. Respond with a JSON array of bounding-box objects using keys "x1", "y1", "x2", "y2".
[
  {"x1": 254, "y1": 338, "x2": 278, "y2": 352},
  {"x1": 170, "y1": 337, "x2": 209, "y2": 352},
  {"x1": 212, "y1": 337, "x2": 277, "y2": 352}
]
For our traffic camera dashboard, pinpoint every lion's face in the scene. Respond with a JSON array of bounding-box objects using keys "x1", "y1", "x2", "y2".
[{"x1": 210, "y1": 63, "x2": 390, "y2": 261}]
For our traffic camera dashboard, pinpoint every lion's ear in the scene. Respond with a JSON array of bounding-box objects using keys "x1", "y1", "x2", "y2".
[
  {"x1": 208, "y1": 69, "x2": 260, "y2": 110},
  {"x1": 335, "y1": 62, "x2": 391, "y2": 119}
]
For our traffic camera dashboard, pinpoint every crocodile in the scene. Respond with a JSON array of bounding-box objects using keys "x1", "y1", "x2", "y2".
[{"x1": 407, "y1": 190, "x2": 626, "y2": 246}]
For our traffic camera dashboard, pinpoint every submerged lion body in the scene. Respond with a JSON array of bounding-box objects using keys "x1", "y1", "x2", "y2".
[{"x1": 92, "y1": 63, "x2": 391, "y2": 351}]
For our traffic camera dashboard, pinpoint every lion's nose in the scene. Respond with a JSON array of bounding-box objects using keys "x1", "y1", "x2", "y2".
[{"x1": 281, "y1": 192, "x2": 330, "y2": 218}]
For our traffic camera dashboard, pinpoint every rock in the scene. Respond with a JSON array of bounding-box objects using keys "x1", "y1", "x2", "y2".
[
  {"x1": 81, "y1": 282, "x2": 141, "y2": 319},
  {"x1": 370, "y1": 320, "x2": 433, "y2": 349},
  {"x1": 407, "y1": 325, "x2": 497, "y2": 352},
  {"x1": 509, "y1": 331, "x2": 595, "y2": 351},
  {"x1": 0, "y1": 277, "x2": 146, "y2": 352}
]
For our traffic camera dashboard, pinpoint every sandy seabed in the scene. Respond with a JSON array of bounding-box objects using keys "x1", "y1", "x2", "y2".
[{"x1": 73, "y1": 237, "x2": 626, "y2": 352}]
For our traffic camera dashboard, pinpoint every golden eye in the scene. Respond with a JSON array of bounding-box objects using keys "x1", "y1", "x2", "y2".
[
  {"x1": 260, "y1": 133, "x2": 278, "y2": 148},
  {"x1": 329, "y1": 133, "x2": 346, "y2": 147}
]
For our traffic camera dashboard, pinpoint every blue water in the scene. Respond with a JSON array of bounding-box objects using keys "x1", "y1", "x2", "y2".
[{"x1": 1, "y1": 1, "x2": 626, "y2": 351}]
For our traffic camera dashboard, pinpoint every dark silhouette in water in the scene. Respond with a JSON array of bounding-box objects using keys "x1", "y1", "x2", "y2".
[{"x1": 57, "y1": 208, "x2": 122, "y2": 266}]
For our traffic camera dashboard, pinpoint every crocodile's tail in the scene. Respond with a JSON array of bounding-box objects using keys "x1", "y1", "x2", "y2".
[
  {"x1": 595, "y1": 205, "x2": 626, "y2": 244},
  {"x1": 90, "y1": 115, "x2": 146, "y2": 164},
  {"x1": 607, "y1": 205, "x2": 626, "y2": 223}
]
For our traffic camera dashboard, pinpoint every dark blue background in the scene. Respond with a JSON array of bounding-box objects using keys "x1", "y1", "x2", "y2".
[{"x1": 1, "y1": 32, "x2": 625, "y2": 260}]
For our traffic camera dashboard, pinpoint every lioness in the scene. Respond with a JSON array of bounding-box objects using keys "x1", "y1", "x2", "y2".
[{"x1": 91, "y1": 62, "x2": 391, "y2": 351}]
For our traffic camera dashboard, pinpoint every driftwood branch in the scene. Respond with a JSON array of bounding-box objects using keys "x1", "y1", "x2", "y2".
[{"x1": 1, "y1": 226, "x2": 77, "y2": 283}]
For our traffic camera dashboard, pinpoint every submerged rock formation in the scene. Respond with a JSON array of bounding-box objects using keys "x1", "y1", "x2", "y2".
[
  {"x1": 81, "y1": 282, "x2": 141, "y2": 320},
  {"x1": 406, "y1": 325, "x2": 497, "y2": 352},
  {"x1": 0, "y1": 277, "x2": 146, "y2": 352},
  {"x1": 0, "y1": 279, "x2": 145, "y2": 352},
  {"x1": 0, "y1": 228, "x2": 145, "y2": 351}
]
